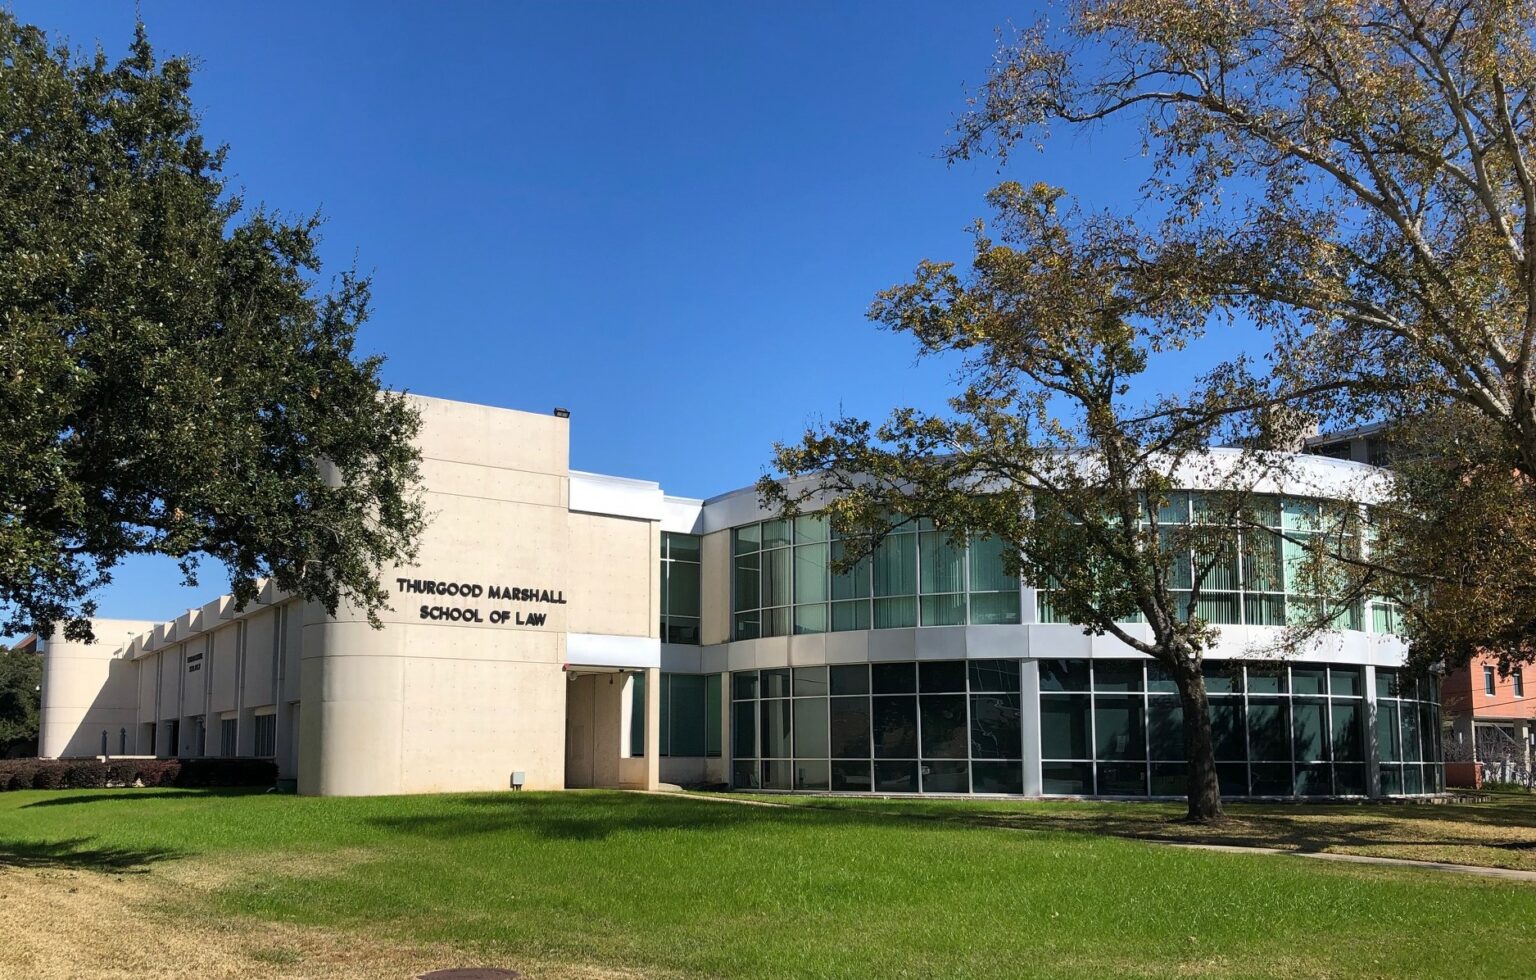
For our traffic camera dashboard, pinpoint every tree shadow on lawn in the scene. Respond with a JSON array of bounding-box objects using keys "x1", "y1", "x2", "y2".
[
  {"x1": 362, "y1": 791, "x2": 870, "y2": 843},
  {"x1": 22, "y1": 788, "x2": 270, "y2": 808},
  {"x1": 762, "y1": 795, "x2": 1536, "y2": 857},
  {"x1": 0, "y1": 836, "x2": 182, "y2": 873}
]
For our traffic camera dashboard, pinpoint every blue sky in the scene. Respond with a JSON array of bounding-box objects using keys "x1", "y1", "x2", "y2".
[{"x1": 8, "y1": 1, "x2": 1221, "y2": 630}]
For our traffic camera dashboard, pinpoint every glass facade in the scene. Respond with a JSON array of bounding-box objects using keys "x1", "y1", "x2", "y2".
[
  {"x1": 659, "y1": 672, "x2": 723, "y2": 757},
  {"x1": 730, "y1": 660, "x2": 1025, "y2": 793},
  {"x1": 1039, "y1": 659, "x2": 1422, "y2": 797},
  {"x1": 1038, "y1": 493, "x2": 1363, "y2": 629},
  {"x1": 723, "y1": 659, "x2": 1441, "y2": 797},
  {"x1": 731, "y1": 515, "x2": 1020, "y2": 640},
  {"x1": 659, "y1": 532, "x2": 701, "y2": 644}
]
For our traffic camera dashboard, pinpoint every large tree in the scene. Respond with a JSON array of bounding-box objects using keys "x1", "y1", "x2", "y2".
[
  {"x1": 765, "y1": 183, "x2": 1362, "y2": 822},
  {"x1": 0, "y1": 645, "x2": 41, "y2": 757},
  {"x1": 941, "y1": 1, "x2": 1536, "y2": 668},
  {"x1": 1, "y1": 15, "x2": 425, "y2": 641}
]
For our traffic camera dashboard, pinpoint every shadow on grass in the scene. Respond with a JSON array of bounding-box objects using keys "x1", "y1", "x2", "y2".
[
  {"x1": 741, "y1": 793, "x2": 1536, "y2": 857},
  {"x1": 363, "y1": 791, "x2": 852, "y2": 842},
  {"x1": 0, "y1": 836, "x2": 181, "y2": 872},
  {"x1": 22, "y1": 788, "x2": 271, "y2": 808}
]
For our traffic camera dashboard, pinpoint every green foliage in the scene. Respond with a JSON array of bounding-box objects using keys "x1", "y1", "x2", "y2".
[
  {"x1": 0, "y1": 15, "x2": 425, "y2": 640},
  {"x1": 0, "y1": 646, "x2": 41, "y2": 754}
]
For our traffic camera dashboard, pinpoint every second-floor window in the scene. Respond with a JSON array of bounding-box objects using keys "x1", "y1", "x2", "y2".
[
  {"x1": 1484, "y1": 665, "x2": 1496, "y2": 696},
  {"x1": 1516, "y1": 668, "x2": 1525, "y2": 699}
]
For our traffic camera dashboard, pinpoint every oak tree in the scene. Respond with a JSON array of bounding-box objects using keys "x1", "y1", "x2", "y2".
[{"x1": 0, "y1": 16, "x2": 425, "y2": 641}]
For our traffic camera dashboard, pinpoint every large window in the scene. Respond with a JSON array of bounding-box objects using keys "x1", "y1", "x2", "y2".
[
  {"x1": 660, "y1": 532, "x2": 701, "y2": 644},
  {"x1": 659, "y1": 672, "x2": 723, "y2": 757},
  {"x1": 730, "y1": 659, "x2": 1024, "y2": 793},
  {"x1": 219, "y1": 717, "x2": 237, "y2": 757},
  {"x1": 1038, "y1": 494, "x2": 1366, "y2": 631},
  {"x1": 1041, "y1": 659, "x2": 1438, "y2": 797},
  {"x1": 731, "y1": 515, "x2": 1020, "y2": 640},
  {"x1": 1375, "y1": 669, "x2": 1444, "y2": 794}
]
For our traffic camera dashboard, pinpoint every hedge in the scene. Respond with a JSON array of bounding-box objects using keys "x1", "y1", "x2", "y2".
[{"x1": 0, "y1": 757, "x2": 277, "y2": 791}]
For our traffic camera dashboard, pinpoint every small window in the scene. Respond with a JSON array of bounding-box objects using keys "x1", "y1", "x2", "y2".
[
  {"x1": 1515, "y1": 668, "x2": 1525, "y2": 699},
  {"x1": 1484, "y1": 666, "x2": 1496, "y2": 696},
  {"x1": 220, "y1": 718, "x2": 238, "y2": 756},
  {"x1": 253, "y1": 713, "x2": 277, "y2": 757}
]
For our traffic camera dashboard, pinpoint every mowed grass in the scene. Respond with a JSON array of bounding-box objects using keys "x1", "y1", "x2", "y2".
[
  {"x1": 727, "y1": 790, "x2": 1536, "y2": 872},
  {"x1": 3, "y1": 789, "x2": 1536, "y2": 978}
]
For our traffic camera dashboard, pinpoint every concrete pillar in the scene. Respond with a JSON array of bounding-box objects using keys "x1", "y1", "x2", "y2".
[
  {"x1": 1021, "y1": 660, "x2": 1043, "y2": 796},
  {"x1": 1364, "y1": 665, "x2": 1381, "y2": 798},
  {"x1": 645, "y1": 666, "x2": 662, "y2": 791}
]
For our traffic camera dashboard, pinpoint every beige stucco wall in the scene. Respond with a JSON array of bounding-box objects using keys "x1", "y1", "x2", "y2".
[
  {"x1": 701, "y1": 529, "x2": 731, "y2": 645},
  {"x1": 566, "y1": 512, "x2": 659, "y2": 638},
  {"x1": 299, "y1": 396, "x2": 575, "y2": 796},
  {"x1": 38, "y1": 619, "x2": 157, "y2": 758}
]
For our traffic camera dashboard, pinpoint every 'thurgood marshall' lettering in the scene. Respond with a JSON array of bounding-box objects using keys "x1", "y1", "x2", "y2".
[{"x1": 393, "y1": 578, "x2": 566, "y2": 604}]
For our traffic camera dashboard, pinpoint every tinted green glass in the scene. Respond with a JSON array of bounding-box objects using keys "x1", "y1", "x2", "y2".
[
  {"x1": 873, "y1": 534, "x2": 916, "y2": 596},
  {"x1": 919, "y1": 530, "x2": 964, "y2": 594},
  {"x1": 793, "y1": 543, "x2": 829, "y2": 604},
  {"x1": 793, "y1": 513, "x2": 827, "y2": 544},
  {"x1": 830, "y1": 599, "x2": 871, "y2": 631},
  {"x1": 968, "y1": 660, "x2": 1020, "y2": 692},
  {"x1": 1330, "y1": 700, "x2": 1362, "y2": 761},
  {"x1": 731, "y1": 671, "x2": 758, "y2": 700},
  {"x1": 972, "y1": 761, "x2": 1023, "y2": 794},
  {"x1": 793, "y1": 697, "x2": 829, "y2": 757},
  {"x1": 830, "y1": 698, "x2": 871, "y2": 757},
  {"x1": 922, "y1": 760, "x2": 970, "y2": 792},
  {"x1": 1039, "y1": 659, "x2": 1091, "y2": 692},
  {"x1": 732, "y1": 702, "x2": 756, "y2": 758},
  {"x1": 761, "y1": 518, "x2": 792, "y2": 549},
  {"x1": 1094, "y1": 695, "x2": 1146, "y2": 760},
  {"x1": 1042, "y1": 761, "x2": 1092, "y2": 794},
  {"x1": 760, "y1": 699, "x2": 791, "y2": 757},
  {"x1": 829, "y1": 540, "x2": 872, "y2": 599},
  {"x1": 1210, "y1": 700, "x2": 1246, "y2": 761},
  {"x1": 793, "y1": 603, "x2": 827, "y2": 634},
  {"x1": 732, "y1": 552, "x2": 759, "y2": 613},
  {"x1": 920, "y1": 594, "x2": 966, "y2": 626},
  {"x1": 1292, "y1": 668, "x2": 1326, "y2": 696},
  {"x1": 761, "y1": 668, "x2": 790, "y2": 699},
  {"x1": 968, "y1": 536, "x2": 1017, "y2": 592},
  {"x1": 873, "y1": 596, "x2": 917, "y2": 628},
  {"x1": 664, "y1": 531, "x2": 701, "y2": 563},
  {"x1": 919, "y1": 695, "x2": 968, "y2": 759},
  {"x1": 1329, "y1": 666, "x2": 1362, "y2": 696},
  {"x1": 872, "y1": 661, "x2": 916, "y2": 693},
  {"x1": 918, "y1": 660, "x2": 966, "y2": 693},
  {"x1": 873, "y1": 760, "x2": 919, "y2": 792},
  {"x1": 665, "y1": 560, "x2": 700, "y2": 617},
  {"x1": 761, "y1": 548, "x2": 791, "y2": 608},
  {"x1": 831, "y1": 760, "x2": 872, "y2": 791},
  {"x1": 969, "y1": 591, "x2": 1021, "y2": 624},
  {"x1": 1041, "y1": 694, "x2": 1090, "y2": 758},
  {"x1": 1147, "y1": 697, "x2": 1184, "y2": 760},
  {"x1": 970, "y1": 693, "x2": 1022, "y2": 759},
  {"x1": 1292, "y1": 699, "x2": 1326, "y2": 763},
  {"x1": 668, "y1": 674, "x2": 707, "y2": 757},
  {"x1": 732, "y1": 524, "x2": 760, "y2": 554},
  {"x1": 829, "y1": 664, "x2": 869, "y2": 696},
  {"x1": 1093, "y1": 661, "x2": 1143, "y2": 692},
  {"x1": 1247, "y1": 699, "x2": 1289, "y2": 761},
  {"x1": 872, "y1": 695, "x2": 918, "y2": 757},
  {"x1": 793, "y1": 667, "x2": 828, "y2": 697},
  {"x1": 794, "y1": 759, "x2": 829, "y2": 790}
]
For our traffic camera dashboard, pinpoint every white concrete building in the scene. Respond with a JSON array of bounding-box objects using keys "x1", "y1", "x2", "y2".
[{"x1": 31, "y1": 395, "x2": 1445, "y2": 798}]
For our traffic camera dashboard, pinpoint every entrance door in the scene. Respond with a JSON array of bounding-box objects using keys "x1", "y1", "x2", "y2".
[{"x1": 565, "y1": 674, "x2": 596, "y2": 788}]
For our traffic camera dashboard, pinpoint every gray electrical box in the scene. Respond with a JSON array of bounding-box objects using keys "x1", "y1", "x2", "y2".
[{"x1": 510, "y1": 771, "x2": 526, "y2": 789}]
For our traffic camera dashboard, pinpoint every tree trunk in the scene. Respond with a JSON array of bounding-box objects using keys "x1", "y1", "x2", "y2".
[{"x1": 1173, "y1": 658, "x2": 1224, "y2": 823}]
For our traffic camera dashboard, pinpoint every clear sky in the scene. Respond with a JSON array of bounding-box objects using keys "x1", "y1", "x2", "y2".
[{"x1": 7, "y1": 1, "x2": 1221, "y2": 631}]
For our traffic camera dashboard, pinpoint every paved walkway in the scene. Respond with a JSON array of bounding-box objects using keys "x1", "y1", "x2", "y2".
[{"x1": 1159, "y1": 841, "x2": 1536, "y2": 881}]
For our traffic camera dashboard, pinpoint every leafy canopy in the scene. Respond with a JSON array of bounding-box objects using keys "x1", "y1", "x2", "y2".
[{"x1": 0, "y1": 16, "x2": 425, "y2": 640}]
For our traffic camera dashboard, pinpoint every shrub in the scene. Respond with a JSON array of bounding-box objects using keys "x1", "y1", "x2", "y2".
[
  {"x1": 63, "y1": 760, "x2": 108, "y2": 789},
  {"x1": 0, "y1": 756, "x2": 276, "y2": 791}
]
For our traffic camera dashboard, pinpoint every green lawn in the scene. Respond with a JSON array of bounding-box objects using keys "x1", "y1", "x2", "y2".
[{"x1": 4, "y1": 788, "x2": 1536, "y2": 978}]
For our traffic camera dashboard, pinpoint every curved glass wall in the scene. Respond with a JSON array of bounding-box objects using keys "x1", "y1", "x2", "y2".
[
  {"x1": 731, "y1": 516, "x2": 1020, "y2": 640},
  {"x1": 1037, "y1": 493, "x2": 1361, "y2": 628},
  {"x1": 731, "y1": 660, "x2": 1025, "y2": 794},
  {"x1": 1040, "y1": 659, "x2": 1440, "y2": 797},
  {"x1": 729, "y1": 494, "x2": 1383, "y2": 639},
  {"x1": 729, "y1": 659, "x2": 1442, "y2": 797}
]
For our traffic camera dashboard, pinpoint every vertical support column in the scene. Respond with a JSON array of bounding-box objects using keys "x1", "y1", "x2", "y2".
[
  {"x1": 1021, "y1": 660, "x2": 1043, "y2": 796},
  {"x1": 1364, "y1": 664, "x2": 1381, "y2": 798},
  {"x1": 645, "y1": 666, "x2": 662, "y2": 791},
  {"x1": 718, "y1": 668, "x2": 733, "y2": 785}
]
